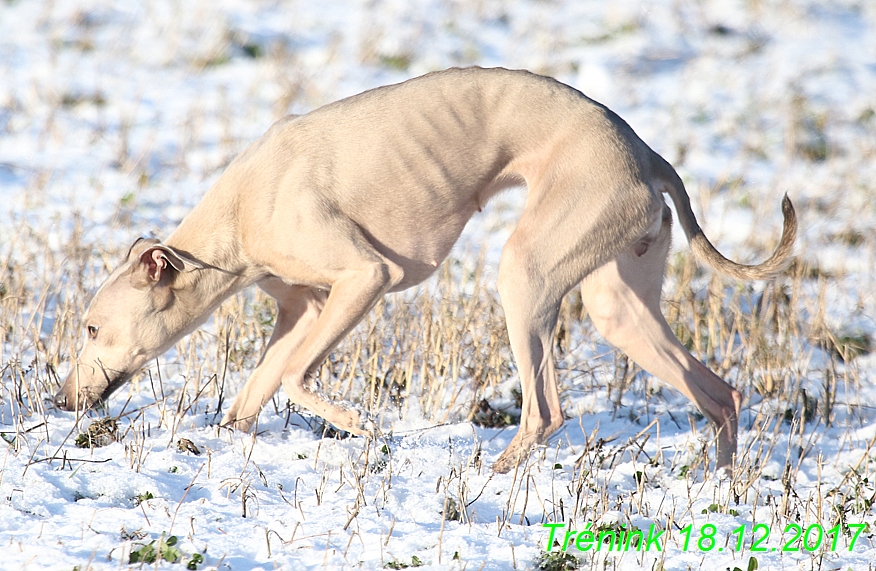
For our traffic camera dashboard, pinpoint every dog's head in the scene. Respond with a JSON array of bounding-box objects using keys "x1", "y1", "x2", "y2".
[{"x1": 53, "y1": 238, "x2": 202, "y2": 411}]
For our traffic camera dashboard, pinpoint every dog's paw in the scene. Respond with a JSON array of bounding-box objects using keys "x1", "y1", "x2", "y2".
[
  {"x1": 351, "y1": 407, "x2": 377, "y2": 437},
  {"x1": 492, "y1": 444, "x2": 530, "y2": 474},
  {"x1": 491, "y1": 455, "x2": 516, "y2": 474},
  {"x1": 219, "y1": 411, "x2": 256, "y2": 433}
]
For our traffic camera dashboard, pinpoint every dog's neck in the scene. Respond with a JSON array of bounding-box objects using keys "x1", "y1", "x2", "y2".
[{"x1": 162, "y1": 184, "x2": 262, "y2": 325}]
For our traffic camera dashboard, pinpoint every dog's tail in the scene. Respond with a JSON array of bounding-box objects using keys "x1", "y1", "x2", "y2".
[{"x1": 653, "y1": 154, "x2": 797, "y2": 281}]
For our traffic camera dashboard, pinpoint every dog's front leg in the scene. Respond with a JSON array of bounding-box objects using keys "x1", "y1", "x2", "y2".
[
  {"x1": 274, "y1": 262, "x2": 401, "y2": 435},
  {"x1": 221, "y1": 284, "x2": 327, "y2": 431}
]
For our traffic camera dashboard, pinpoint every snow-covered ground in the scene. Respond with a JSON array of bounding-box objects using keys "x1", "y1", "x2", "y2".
[{"x1": 1, "y1": 0, "x2": 875, "y2": 569}]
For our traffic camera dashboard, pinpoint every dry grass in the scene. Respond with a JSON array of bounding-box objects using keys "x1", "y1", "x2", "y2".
[
  {"x1": 3, "y1": 140, "x2": 874, "y2": 571},
  {"x1": 2, "y1": 2, "x2": 876, "y2": 567},
  {"x1": 3, "y1": 82, "x2": 874, "y2": 571},
  {"x1": 2, "y1": 194, "x2": 871, "y2": 475}
]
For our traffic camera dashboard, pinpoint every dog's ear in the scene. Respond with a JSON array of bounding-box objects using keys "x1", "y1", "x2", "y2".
[
  {"x1": 125, "y1": 237, "x2": 161, "y2": 263},
  {"x1": 127, "y1": 238, "x2": 203, "y2": 285}
]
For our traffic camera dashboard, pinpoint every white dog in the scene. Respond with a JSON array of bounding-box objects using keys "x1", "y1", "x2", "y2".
[{"x1": 54, "y1": 67, "x2": 796, "y2": 472}]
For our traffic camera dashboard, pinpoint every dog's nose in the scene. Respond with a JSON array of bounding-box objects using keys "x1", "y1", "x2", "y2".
[{"x1": 52, "y1": 392, "x2": 69, "y2": 410}]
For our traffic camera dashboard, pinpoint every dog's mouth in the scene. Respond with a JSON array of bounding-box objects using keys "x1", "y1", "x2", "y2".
[
  {"x1": 53, "y1": 368, "x2": 133, "y2": 411},
  {"x1": 93, "y1": 357, "x2": 138, "y2": 401},
  {"x1": 99, "y1": 371, "x2": 132, "y2": 402}
]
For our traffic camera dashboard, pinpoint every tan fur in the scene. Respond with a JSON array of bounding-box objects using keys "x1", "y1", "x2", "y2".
[{"x1": 54, "y1": 67, "x2": 796, "y2": 472}]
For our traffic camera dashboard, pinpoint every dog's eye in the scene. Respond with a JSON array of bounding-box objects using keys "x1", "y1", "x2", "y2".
[{"x1": 87, "y1": 325, "x2": 99, "y2": 340}]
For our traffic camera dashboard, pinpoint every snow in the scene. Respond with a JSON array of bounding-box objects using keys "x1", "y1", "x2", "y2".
[{"x1": 2, "y1": 0, "x2": 876, "y2": 570}]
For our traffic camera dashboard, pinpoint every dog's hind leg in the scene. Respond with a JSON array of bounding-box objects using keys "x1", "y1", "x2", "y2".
[
  {"x1": 490, "y1": 181, "x2": 661, "y2": 474},
  {"x1": 221, "y1": 282, "x2": 327, "y2": 431},
  {"x1": 579, "y1": 206, "x2": 742, "y2": 469}
]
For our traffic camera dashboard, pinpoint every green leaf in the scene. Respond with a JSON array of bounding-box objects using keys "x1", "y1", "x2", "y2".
[
  {"x1": 187, "y1": 553, "x2": 205, "y2": 570},
  {"x1": 129, "y1": 543, "x2": 157, "y2": 564},
  {"x1": 701, "y1": 503, "x2": 720, "y2": 514}
]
